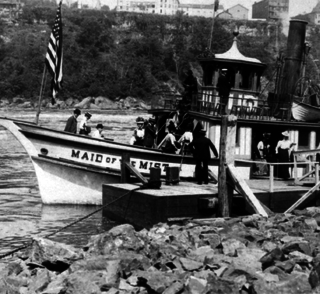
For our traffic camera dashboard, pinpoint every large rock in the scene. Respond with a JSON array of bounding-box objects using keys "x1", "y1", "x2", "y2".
[
  {"x1": 65, "y1": 97, "x2": 75, "y2": 106},
  {"x1": 84, "y1": 224, "x2": 147, "y2": 256},
  {"x1": 94, "y1": 96, "x2": 117, "y2": 109},
  {"x1": 12, "y1": 96, "x2": 25, "y2": 104},
  {"x1": 18, "y1": 101, "x2": 32, "y2": 108},
  {"x1": 56, "y1": 100, "x2": 67, "y2": 109},
  {"x1": 25, "y1": 237, "x2": 83, "y2": 273},
  {"x1": 74, "y1": 97, "x2": 93, "y2": 109}
]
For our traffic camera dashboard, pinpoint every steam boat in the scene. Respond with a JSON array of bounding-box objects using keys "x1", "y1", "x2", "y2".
[{"x1": 1, "y1": 19, "x2": 319, "y2": 205}]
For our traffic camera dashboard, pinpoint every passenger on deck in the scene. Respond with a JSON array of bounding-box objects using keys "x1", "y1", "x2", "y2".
[
  {"x1": 255, "y1": 133, "x2": 271, "y2": 175},
  {"x1": 182, "y1": 69, "x2": 198, "y2": 106},
  {"x1": 64, "y1": 108, "x2": 81, "y2": 134},
  {"x1": 216, "y1": 69, "x2": 232, "y2": 115},
  {"x1": 91, "y1": 124, "x2": 104, "y2": 139},
  {"x1": 130, "y1": 117, "x2": 145, "y2": 146},
  {"x1": 275, "y1": 131, "x2": 296, "y2": 179},
  {"x1": 79, "y1": 112, "x2": 92, "y2": 135},
  {"x1": 144, "y1": 117, "x2": 157, "y2": 148},
  {"x1": 178, "y1": 123, "x2": 193, "y2": 155},
  {"x1": 189, "y1": 128, "x2": 218, "y2": 185},
  {"x1": 161, "y1": 125, "x2": 179, "y2": 154}
]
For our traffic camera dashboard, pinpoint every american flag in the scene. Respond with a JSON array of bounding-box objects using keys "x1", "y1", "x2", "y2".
[{"x1": 45, "y1": 1, "x2": 63, "y2": 104}]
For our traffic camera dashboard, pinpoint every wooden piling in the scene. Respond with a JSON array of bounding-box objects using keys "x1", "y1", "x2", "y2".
[
  {"x1": 218, "y1": 115, "x2": 237, "y2": 217},
  {"x1": 121, "y1": 153, "x2": 131, "y2": 183}
]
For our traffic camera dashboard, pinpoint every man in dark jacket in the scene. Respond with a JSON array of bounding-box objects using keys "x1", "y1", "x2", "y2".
[
  {"x1": 189, "y1": 128, "x2": 218, "y2": 185},
  {"x1": 64, "y1": 108, "x2": 81, "y2": 134},
  {"x1": 216, "y1": 69, "x2": 232, "y2": 115},
  {"x1": 144, "y1": 117, "x2": 157, "y2": 148}
]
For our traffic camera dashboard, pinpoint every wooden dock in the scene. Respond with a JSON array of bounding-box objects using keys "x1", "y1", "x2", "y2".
[
  {"x1": 102, "y1": 179, "x2": 319, "y2": 229},
  {"x1": 102, "y1": 116, "x2": 320, "y2": 229}
]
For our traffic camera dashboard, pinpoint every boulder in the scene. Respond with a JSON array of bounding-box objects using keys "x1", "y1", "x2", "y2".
[
  {"x1": 18, "y1": 101, "x2": 32, "y2": 108},
  {"x1": 179, "y1": 257, "x2": 203, "y2": 271},
  {"x1": 47, "y1": 102, "x2": 59, "y2": 109},
  {"x1": 89, "y1": 103, "x2": 100, "y2": 109},
  {"x1": 65, "y1": 97, "x2": 75, "y2": 107},
  {"x1": 185, "y1": 276, "x2": 207, "y2": 294},
  {"x1": 222, "y1": 238, "x2": 246, "y2": 257},
  {"x1": 0, "y1": 99, "x2": 10, "y2": 107},
  {"x1": 56, "y1": 100, "x2": 67, "y2": 109},
  {"x1": 140, "y1": 102, "x2": 150, "y2": 110},
  {"x1": 74, "y1": 97, "x2": 93, "y2": 109},
  {"x1": 12, "y1": 97, "x2": 25, "y2": 104},
  {"x1": 25, "y1": 237, "x2": 83, "y2": 273},
  {"x1": 94, "y1": 96, "x2": 117, "y2": 109}
]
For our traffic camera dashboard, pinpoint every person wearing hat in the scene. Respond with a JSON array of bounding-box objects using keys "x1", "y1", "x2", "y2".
[
  {"x1": 144, "y1": 117, "x2": 157, "y2": 148},
  {"x1": 64, "y1": 108, "x2": 81, "y2": 134},
  {"x1": 275, "y1": 131, "x2": 296, "y2": 179},
  {"x1": 91, "y1": 123, "x2": 104, "y2": 139},
  {"x1": 188, "y1": 128, "x2": 218, "y2": 185},
  {"x1": 216, "y1": 68, "x2": 232, "y2": 115},
  {"x1": 79, "y1": 112, "x2": 92, "y2": 135},
  {"x1": 255, "y1": 133, "x2": 271, "y2": 175},
  {"x1": 160, "y1": 124, "x2": 179, "y2": 154},
  {"x1": 130, "y1": 117, "x2": 145, "y2": 146}
]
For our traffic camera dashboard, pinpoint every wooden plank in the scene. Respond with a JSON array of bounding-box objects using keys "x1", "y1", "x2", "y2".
[
  {"x1": 218, "y1": 115, "x2": 237, "y2": 217},
  {"x1": 284, "y1": 181, "x2": 320, "y2": 214},
  {"x1": 269, "y1": 164, "x2": 274, "y2": 193},
  {"x1": 125, "y1": 162, "x2": 148, "y2": 185},
  {"x1": 208, "y1": 170, "x2": 218, "y2": 183},
  {"x1": 227, "y1": 164, "x2": 268, "y2": 217},
  {"x1": 295, "y1": 169, "x2": 315, "y2": 184}
]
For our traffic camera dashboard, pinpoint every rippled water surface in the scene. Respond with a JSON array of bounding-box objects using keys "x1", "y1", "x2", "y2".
[{"x1": 0, "y1": 109, "x2": 149, "y2": 261}]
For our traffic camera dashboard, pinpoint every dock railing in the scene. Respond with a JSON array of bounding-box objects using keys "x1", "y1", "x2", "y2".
[
  {"x1": 292, "y1": 149, "x2": 320, "y2": 185},
  {"x1": 236, "y1": 159, "x2": 319, "y2": 193}
]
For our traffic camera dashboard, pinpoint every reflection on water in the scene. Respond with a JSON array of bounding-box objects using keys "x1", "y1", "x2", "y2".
[{"x1": 0, "y1": 110, "x2": 149, "y2": 260}]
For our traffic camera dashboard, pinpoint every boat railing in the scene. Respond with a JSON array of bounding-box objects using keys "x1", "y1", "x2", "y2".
[
  {"x1": 191, "y1": 89, "x2": 292, "y2": 121},
  {"x1": 237, "y1": 159, "x2": 319, "y2": 193}
]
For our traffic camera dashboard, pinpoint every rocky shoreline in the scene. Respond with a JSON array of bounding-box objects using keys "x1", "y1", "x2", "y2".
[
  {"x1": 0, "y1": 96, "x2": 151, "y2": 111},
  {"x1": 2, "y1": 207, "x2": 320, "y2": 293}
]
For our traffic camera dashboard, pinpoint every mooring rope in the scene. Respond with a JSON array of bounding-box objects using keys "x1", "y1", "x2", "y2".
[{"x1": 0, "y1": 186, "x2": 141, "y2": 260}]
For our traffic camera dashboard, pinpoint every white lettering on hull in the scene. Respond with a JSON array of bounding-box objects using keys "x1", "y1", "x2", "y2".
[{"x1": 70, "y1": 149, "x2": 172, "y2": 172}]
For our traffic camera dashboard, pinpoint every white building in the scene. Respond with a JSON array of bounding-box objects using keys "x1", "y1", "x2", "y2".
[
  {"x1": 117, "y1": 0, "x2": 156, "y2": 13},
  {"x1": 178, "y1": 2, "x2": 224, "y2": 18},
  {"x1": 116, "y1": 0, "x2": 224, "y2": 17}
]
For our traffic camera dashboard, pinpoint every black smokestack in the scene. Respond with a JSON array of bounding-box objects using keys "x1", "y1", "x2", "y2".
[{"x1": 278, "y1": 19, "x2": 308, "y2": 115}]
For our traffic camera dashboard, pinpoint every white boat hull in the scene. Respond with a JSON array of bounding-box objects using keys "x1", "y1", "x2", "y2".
[
  {"x1": 0, "y1": 118, "x2": 227, "y2": 204},
  {"x1": 32, "y1": 156, "x2": 120, "y2": 205}
]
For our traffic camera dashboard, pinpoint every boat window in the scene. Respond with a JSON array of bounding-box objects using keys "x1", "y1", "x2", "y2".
[{"x1": 299, "y1": 130, "x2": 309, "y2": 148}]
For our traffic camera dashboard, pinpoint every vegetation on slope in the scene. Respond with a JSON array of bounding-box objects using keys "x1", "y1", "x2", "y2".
[{"x1": 0, "y1": 4, "x2": 286, "y2": 102}]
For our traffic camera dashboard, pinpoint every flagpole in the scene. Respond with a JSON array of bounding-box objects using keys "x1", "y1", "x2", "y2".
[
  {"x1": 35, "y1": 66, "x2": 47, "y2": 125},
  {"x1": 208, "y1": 0, "x2": 219, "y2": 50}
]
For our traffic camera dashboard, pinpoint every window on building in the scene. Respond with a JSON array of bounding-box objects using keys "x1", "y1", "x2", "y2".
[{"x1": 160, "y1": 9, "x2": 162, "y2": 13}]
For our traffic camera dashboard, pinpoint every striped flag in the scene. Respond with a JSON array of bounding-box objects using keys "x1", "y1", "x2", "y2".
[
  {"x1": 45, "y1": 1, "x2": 63, "y2": 105},
  {"x1": 214, "y1": 0, "x2": 219, "y2": 11}
]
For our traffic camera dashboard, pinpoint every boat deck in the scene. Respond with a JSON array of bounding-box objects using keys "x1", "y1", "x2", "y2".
[{"x1": 102, "y1": 179, "x2": 317, "y2": 229}]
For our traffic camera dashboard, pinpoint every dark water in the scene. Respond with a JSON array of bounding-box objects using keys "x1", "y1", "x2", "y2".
[{"x1": 0, "y1": 109, "x2": 149, "y2": 261}]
